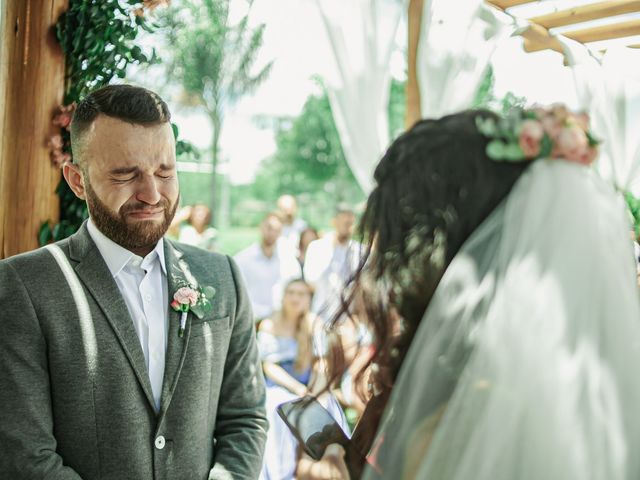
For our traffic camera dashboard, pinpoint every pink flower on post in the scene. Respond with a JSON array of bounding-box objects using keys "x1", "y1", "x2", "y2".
[
  {"x1": 518, "y1": 119, "x2": 544, "y2": 158},
  {"x1": 50, "y1": 150, "x2": 71, "y2": 168},
  {"x1": 47, "y1": 134, "x2": 64, "y2": 151},
  {"x1": 52, "y1": 103, "x2": 76, "y2": 131}
]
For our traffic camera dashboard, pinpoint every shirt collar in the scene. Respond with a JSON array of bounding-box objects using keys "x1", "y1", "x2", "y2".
[{"x1": 87, "y1": 219, "x2": 166, "y2": 277}]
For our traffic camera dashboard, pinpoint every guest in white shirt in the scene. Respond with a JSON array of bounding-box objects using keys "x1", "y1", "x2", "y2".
[
  {"x1": 277, "y1": 194, "x2": 307, "y2": 256},
  {"x1": 303, "y1": 205, "x2": 361, "y2": 323},
  {"x1": 235, "y1": 212, "x2": 301, "y2": 320}
]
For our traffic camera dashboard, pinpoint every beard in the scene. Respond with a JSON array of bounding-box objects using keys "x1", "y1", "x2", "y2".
[{"x1": 85, "y1": 180, "x2": 178, "y2": 252}]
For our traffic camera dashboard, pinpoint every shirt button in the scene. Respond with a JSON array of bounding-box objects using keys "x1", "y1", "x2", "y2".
[{"x1": 155, "y1": 435, "x2": 165, "y2": 450}]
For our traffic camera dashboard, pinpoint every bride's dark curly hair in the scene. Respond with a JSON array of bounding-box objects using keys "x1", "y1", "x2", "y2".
[{"x1": 326, "y1": 109, "x2": 532, "y2": 448}]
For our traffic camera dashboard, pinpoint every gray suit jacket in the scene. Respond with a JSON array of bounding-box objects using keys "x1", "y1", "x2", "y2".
[{"x1": 0, "y1": 224, "x2": 267, "y2": 479}]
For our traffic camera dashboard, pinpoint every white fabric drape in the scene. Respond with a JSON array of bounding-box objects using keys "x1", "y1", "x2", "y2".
[
  {"x1": 559, "y1": 37, "x2": 640, "y2": 195},
  {"x1": 314, "y1": 0, "x2": 405, "y2": 194},
  {"x1": 416, "y1": 0, "x2": 514, "y2": 119}
]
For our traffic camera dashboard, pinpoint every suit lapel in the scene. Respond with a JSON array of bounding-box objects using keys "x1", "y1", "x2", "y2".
[
  {"x1": 160, "y1": 240, "x2": 196, "y2": 414},
  {"x1": 68, "y1": 225, "x2": 156, "y2": 411}
]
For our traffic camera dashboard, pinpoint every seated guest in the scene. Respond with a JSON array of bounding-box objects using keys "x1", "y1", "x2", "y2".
[
  {"x1": 298, "y1": 227, "x2": 320, "y2": 277},
  {"x1": 178, "y1": 203, "x2": 217, "y2": 251},
  {"x1": 258, "y1": 279, "x2": 347, "y2": 480},
  {"x1": 234, "y1": 212, "x2": 300, "y2": 320}
]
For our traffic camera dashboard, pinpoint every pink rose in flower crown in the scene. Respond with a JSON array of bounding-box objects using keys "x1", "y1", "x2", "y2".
[
  {"x1": 573, "y1": 112, "x2": 590, "y2": 131},
  {"x1": 518, "y1": 119, "x2": 544, "y2": 158},
  {"x1": 557, "y1": 125, "x2": 597, "y2": 165},
  {"x1": 541, "y1": 114, "x2": 562, "y2": 140},
  {"x1": 174, "y1": 287, "x2": 199, "y2": 307}
]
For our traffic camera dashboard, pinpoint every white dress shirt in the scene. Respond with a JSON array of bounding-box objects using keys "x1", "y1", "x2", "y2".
[
  {"x1": 234, "y1": 242, "x2": 301, "y2": 320},
  {"x1": 87, "y1": 220, "x2": 169, "y2": 411}
]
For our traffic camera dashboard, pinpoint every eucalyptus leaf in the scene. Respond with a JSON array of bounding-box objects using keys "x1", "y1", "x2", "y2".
[
  {"x1": 503, "y1": 143, "x2": 525, "y2": 161},
  {"x1": 191, "y1": 304, "x2": 204, "y2": 318},
  {"x1": 486, "y1": 140, "x2": 506, "y2": 160},
  {"x1": 203, "y1": 286, "x2": 216, "y2": 299}
]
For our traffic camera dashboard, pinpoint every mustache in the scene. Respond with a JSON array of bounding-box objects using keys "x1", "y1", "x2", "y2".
[{"x1": 120, "y1": 199, "x2": 170, "y2": 215}]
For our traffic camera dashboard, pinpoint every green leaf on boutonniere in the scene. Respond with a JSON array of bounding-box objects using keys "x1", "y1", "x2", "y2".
[
  {"x1": 191, "y1": 304, "x2": 205, "y2": 319},
  {"x1": 203, "y1": 286, "x2": 216, "y2": 299}
]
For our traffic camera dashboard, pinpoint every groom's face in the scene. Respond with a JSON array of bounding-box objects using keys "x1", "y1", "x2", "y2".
[{"x1": 72, "y1": 115, "x2": 179, "y2": 254}]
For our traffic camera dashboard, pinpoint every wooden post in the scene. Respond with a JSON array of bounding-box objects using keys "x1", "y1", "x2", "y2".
[
  {"x1": 406, "y1": 0, "x2": 424, "y2": 129},
  {"x1": 0, "y1": 0, "x2": 67, "y2": 259}
]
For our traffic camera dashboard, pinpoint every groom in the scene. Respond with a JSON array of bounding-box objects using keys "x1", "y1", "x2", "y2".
[{"x1": 0, "y1": 85, "x2": 267, "y2": 479}]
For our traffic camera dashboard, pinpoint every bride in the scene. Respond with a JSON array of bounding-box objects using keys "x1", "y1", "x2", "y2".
[{"x1": 301, "y1": 106, "x2": 640, "y2": 479}]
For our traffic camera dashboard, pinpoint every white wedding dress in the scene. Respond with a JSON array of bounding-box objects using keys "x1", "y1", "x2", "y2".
[{"x1": 364, "y1": 159, "x2": 640, "y2": 479}]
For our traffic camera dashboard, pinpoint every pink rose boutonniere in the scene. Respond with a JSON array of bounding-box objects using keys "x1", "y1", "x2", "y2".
[{"x1": 171, "y1": 284, "x2": 216, "y2": 337}]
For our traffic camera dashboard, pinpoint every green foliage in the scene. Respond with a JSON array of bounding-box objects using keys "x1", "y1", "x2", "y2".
[
  {"x1": 242, "y1": 78, "x2": 407, "y2": 229},
  {"x1": 250, "y1": 85, "x2": 364, "y2": 218},
  {"x1": 625, "y1": 191, "x2": 640, "y2": 238},
  {"x1": 472, "y1": 66, "x2": 495, "y2": 108},
  {"x1": 177, "y1": 171, "x2": 214, "y2": 207},
  {"x1": 472, "y1": 66, "x2": 527, "y2": 114},
  {"x1": 57, "y1": 0, "x2": 159, "y2": 104},
  {"x1": 388, "y1": 77, "x2": 407, "y2": 141}
]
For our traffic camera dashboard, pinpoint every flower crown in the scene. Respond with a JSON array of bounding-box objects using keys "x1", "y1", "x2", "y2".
[{"x1": 475, "y1": 104, "x2": 600, "y2": 166}]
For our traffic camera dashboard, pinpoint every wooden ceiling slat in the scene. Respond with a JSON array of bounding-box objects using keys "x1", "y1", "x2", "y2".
[
  {"x1": 487, "y1": 0, "x2": 539, "y2": 8},
  {"x1": 521, "y1": 23, "x2": 565, "y2": 54},
  {"x1": 523, "y1": 19, "x2": 640, "y2": 52},
  {"x1": 531, "y1": 0, "x2": 640, "y2": 29}
]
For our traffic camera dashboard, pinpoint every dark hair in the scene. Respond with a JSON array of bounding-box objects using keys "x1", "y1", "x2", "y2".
[
  {"x1": 325, "y1": 109, "x2": 532, "y2": 443},
  {"x1": 70, "y1": 84, "x2": 171, "y2": 166}
]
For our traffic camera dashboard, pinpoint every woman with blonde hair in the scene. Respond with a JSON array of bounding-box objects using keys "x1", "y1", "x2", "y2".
[{"x1": 258, "y1": 279, "x2": 348, "y2": 480}]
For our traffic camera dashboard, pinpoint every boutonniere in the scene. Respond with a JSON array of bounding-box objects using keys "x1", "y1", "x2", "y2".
[{"x1": 170, "y1": 283, "x2": 216, "y2": 337}]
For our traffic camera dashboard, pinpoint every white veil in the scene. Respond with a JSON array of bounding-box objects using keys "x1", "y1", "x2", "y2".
[{"x1": 363, "y1": 159, "x2": 640, "y2": 479}]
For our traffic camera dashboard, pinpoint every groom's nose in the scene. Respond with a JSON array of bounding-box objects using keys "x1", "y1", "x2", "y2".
[{"x1": 136, "y1": 175, "x2": 162, "y2": 205}]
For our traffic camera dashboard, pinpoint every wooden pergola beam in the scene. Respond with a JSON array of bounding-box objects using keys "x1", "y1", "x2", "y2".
[
  {"x1": 531, "y1": 0, "x2": 640, "y2": 29},
  {"x1": 525, "y1": 17, "x2": 640, "y2": 52},
  {"x1": 488, "y1": 0, "x2": 538, "y2": 8},
  {"x1": 0, "y1": 0, "x2": 67, "y2": 258},
  {"x1": 521, "y1": 22, "x2": 566, "y2": 54}
]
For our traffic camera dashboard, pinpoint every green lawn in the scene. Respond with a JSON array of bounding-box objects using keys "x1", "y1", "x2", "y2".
[{"x1": 216, "y1": 227, "x2": 259, "y2": 257}]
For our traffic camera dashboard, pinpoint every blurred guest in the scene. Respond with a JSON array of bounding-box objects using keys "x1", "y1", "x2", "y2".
[
  {"x1": 258, "y1": 279, "x2": 348, "y2": 480},
  {"x1": 235, "y1": 212, "x2": 300, "y2": 320},
  {"x1": 298, "y1": 227, "x2": 320, "y2": 276},
  {"x1": 166, "y1": 205, "x2": 192, "y2": 239},
  {"x1": 178, "y1": 203, "x2": 217, "y2": 251},
  {"x1": 278, "y1": 194, "x2": 308, "y2": 255},
  {"x1": 303, "y1": 205, "x2": 361, "y2": 323}
]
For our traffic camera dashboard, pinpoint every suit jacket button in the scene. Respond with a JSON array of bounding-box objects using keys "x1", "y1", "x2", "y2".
[{"x1": 155, "y1": 435, "x2": 166, "y2": 450}]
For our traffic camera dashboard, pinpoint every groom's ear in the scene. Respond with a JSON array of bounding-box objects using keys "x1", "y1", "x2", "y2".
[{"x1": 63, "y1": 162, "x2": 87, "y2": 200}]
